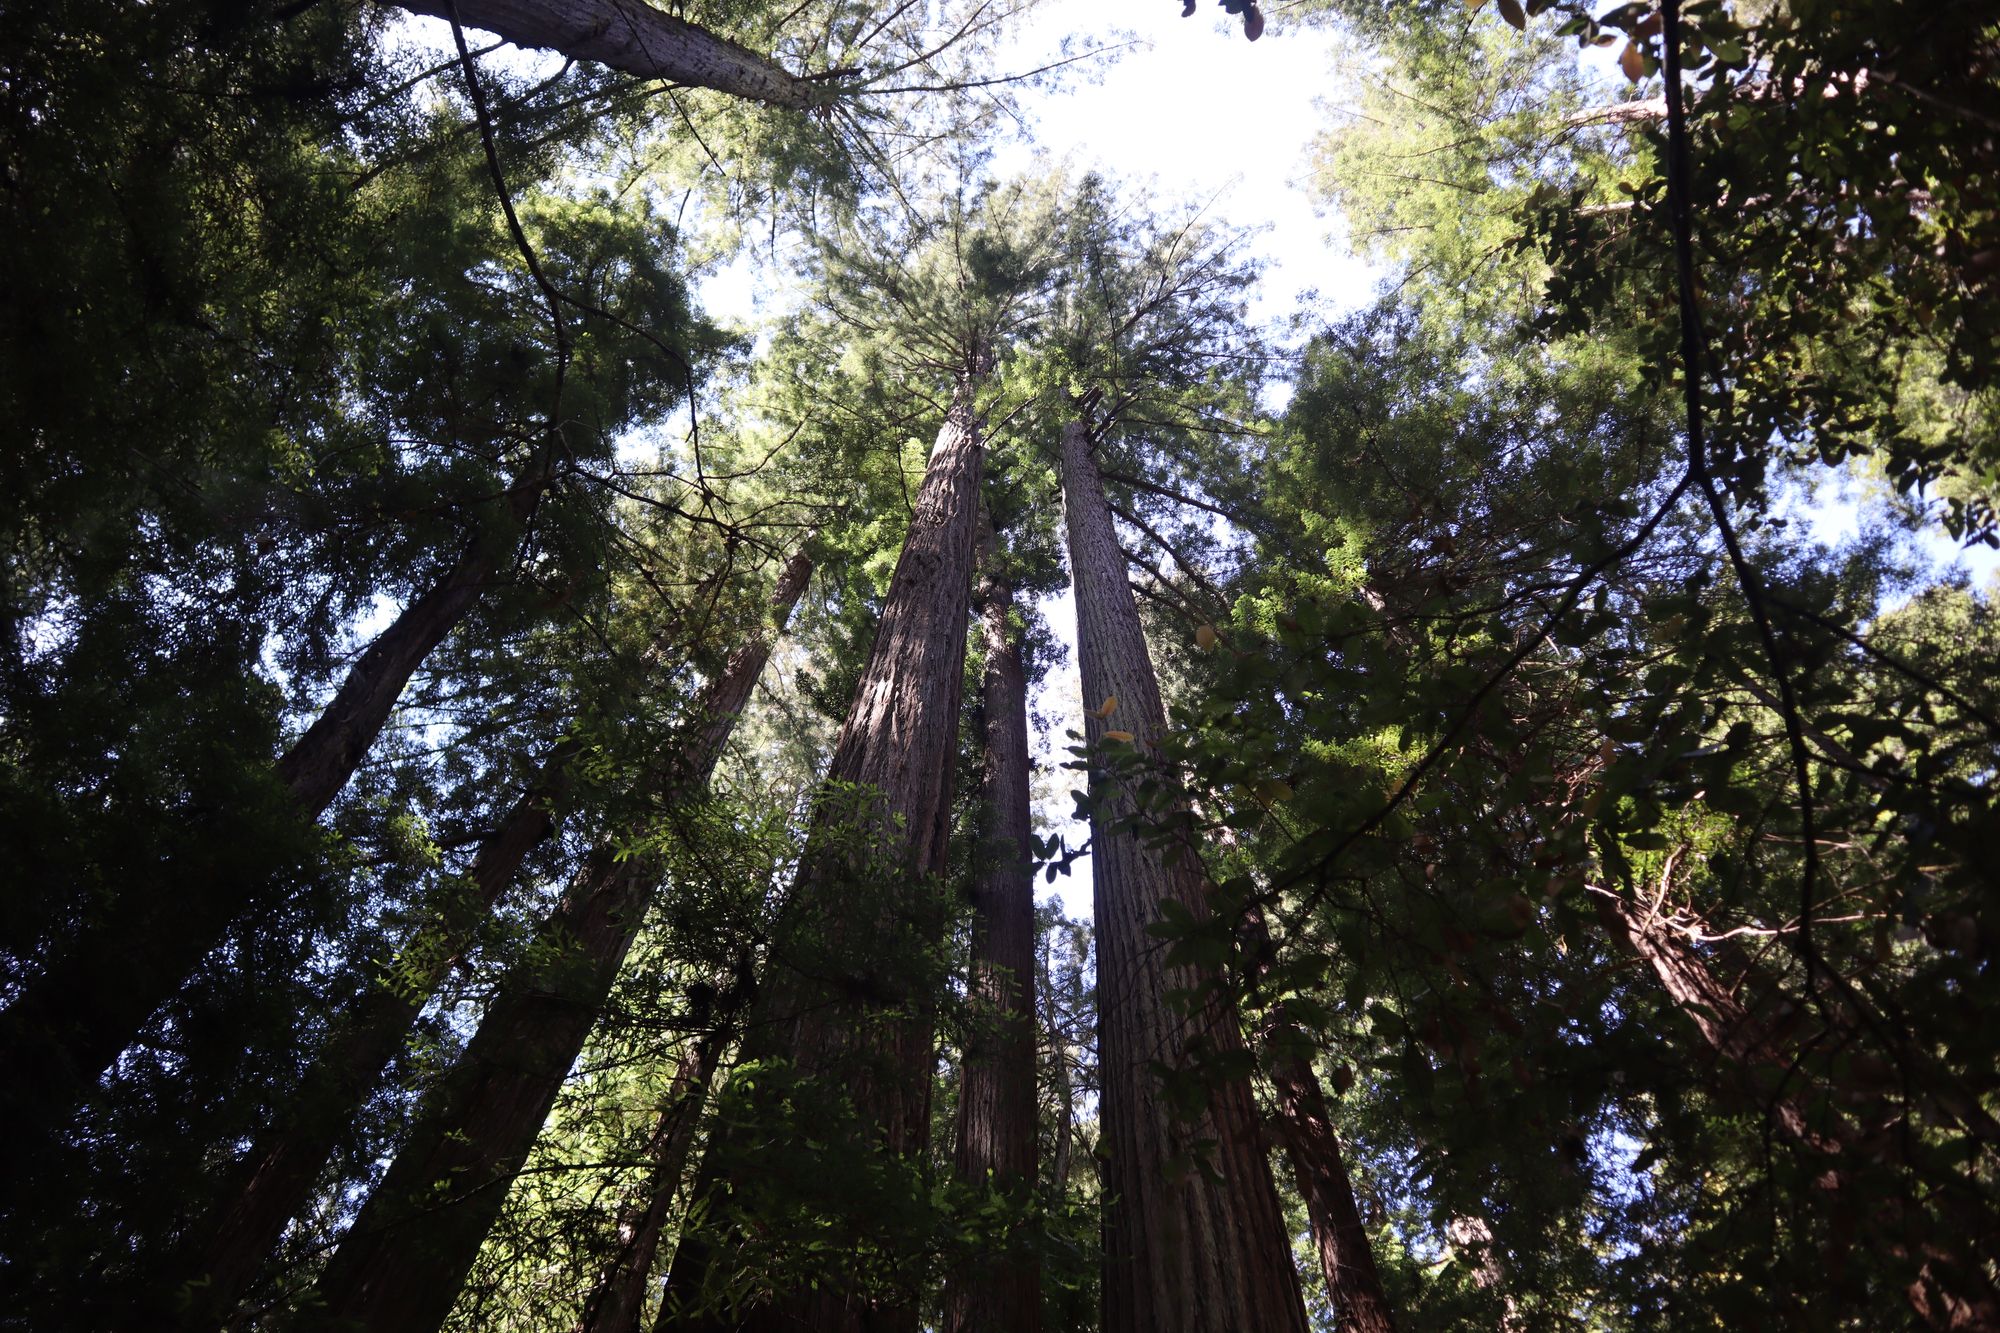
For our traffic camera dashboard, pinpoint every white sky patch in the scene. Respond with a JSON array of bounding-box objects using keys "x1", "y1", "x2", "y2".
[
  {"x1": 991, "y1": 2, "x2": 1370, "y2": 326},
  {"x1": 1032, "y1": 584, "x2": 1094, "y2": 918},
  {"x1": 982, "y1": 7, "x2": 1376, "y2": 924}
]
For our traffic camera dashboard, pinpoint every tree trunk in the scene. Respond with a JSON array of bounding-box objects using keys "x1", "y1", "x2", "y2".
[
  {"x1": 575, "y1": 1020, "x2": 731, "y2": 1333},
  {"x1": 1043, "y1": 933, "x2": 1076, "y2": 1202},
  {"x1": 662, "y1": 368, "x2": 987, "y2": 1333},
  {"x1": 0, "y1": 444, "x2": 560, "y2": 1195},
  {"x1": 304, "y1": 546, "x2": 814, "y2": 1333},
  {"x1": 162, "y1": 552, "x2": 775, "y2": 1327},
  {"x1": 159, "y1": 741, "x2": 577, "y2": 1329},
  {"x1": 1060, "y1": 419, "x2": 1310, "y2": 1333},
  {"x1": 393, "y1": 0, "x2": 816, "y2": 110},
  {"x1": 1266, "y1": 1031, "x2": 1396, "y2": 1333},
  {"x1": 1593, "y1": 889, "x2": 2000, "y2": 1328},
  {"x1": 1223, "y1": 875, "x2": 1392, "y2": 1333},
  {"x1": 277, "y1": 483, "x2": 551, "y2": 822},
  {"x1": 944, "y1": 514, "x2": 1040, "y2": 1333}
]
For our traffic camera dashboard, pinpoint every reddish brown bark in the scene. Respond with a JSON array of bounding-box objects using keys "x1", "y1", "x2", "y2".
[
  {"x1": 1061, "y1": 419, "x2": 1309, "y2": 1333},
  {"x1": 1222, "y1": 877, "x2": 1392, "y2": 1331},
  {"x1": 0, "y1": 445, "x2": 560, "y2": 1193},
  {"x1": 1266, "y1": 1035, "x2": 1396, "y2": 1333},
  {"x1": 944, "y1": 514, "x2": 1041, "y2": 1333},
  {"x1": 305, "y1": 546, "x2": 814, "y2": 1333},
  {"x1": 394, "y1": 0, "x2": 815, "y2": 110},
  {"x1": 663, "y1": 370, "x2": 987, "y2": 1333}
]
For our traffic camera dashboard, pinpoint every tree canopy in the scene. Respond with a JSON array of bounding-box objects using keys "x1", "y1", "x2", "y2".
[{"x1": 2, "y1": 1, "x2": 1995, "y2": 1330}]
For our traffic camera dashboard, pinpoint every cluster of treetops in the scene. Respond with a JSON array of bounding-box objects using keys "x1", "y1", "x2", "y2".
[{"x1": 0, "y1": 0, "x2": 1995, "y2": 1330}]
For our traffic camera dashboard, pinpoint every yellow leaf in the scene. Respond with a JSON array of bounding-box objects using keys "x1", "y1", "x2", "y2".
[
  {"x1": 1619, "y1": 39, "x2": 1645, "y2": 82},
  {"x1": 1104, "y1": 730, "x2": 1136, "y2": 744},
  {"x1": 1254, "y1": 779, "x2": 1294, "y2": 804},
  {"x1": 1194, "y1": 624, "x2": 1219, "y2": 650},
  {"x1": 1091, "y1": 695, "x2": 1118, "y2": 718}
]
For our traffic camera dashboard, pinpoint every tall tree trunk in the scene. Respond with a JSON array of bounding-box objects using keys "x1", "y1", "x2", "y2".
[
  {"x1": 393, "y1": 0, "x2": 816, "y2": 110},
  {"x1": 160, "y1": 741, "x2": 577, "y2": 1330},
  {"x1": 305, "y1": 546, "x2": 815, "y2": 1333},
  {"x1": 0, "y1": 444, "x2": 559, "y2": 1195},
  {"x1": 1266, "y1": 1032, "x2": 1396, "y2": 1333},
  {"x1": 275, "y1": 446, "x2": 556, "y2": 819},
  {"x1": 162, "y1": 554, "x2": 754, "y2": 1327},
  {"x1": 663, "y1": 366, "x2": 987, "y2": 1333},
  {"x1": 944, "y1": 514, "x2": 1041, "y2": 1333},
  {"x1": 1233, "y1": 904, "x2": 1393, "y2": 1333},
  {"x1": 1060, "y1": 419, "x2": 1309, "y2": 1333}
]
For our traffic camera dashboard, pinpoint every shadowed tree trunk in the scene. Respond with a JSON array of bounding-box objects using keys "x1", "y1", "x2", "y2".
[
  {"x1": 162, "y1": 740, "x2": 578, "y2": 1330},
  {"x1": 575, "y1": 987, "x2": 742, "y2": 1333},
  {"x1": 1592, "y1": 887, "x2": 2000, "y2": 1329},
  {"x1": 1235, "y1": 903, "x2": 1393, "y2": 1333},
  {"x1": 161, "y1": 556, "x2": 758, "y2": 1328},
  {"x1": 944, "y1": 513, "x2": 1040, "y2": 1333},
  {"x1": 662, "y1": 363, "x2": 988, "y2": 1333},
  {"x1": 1060, "y1": 418, "x2": 1310, "y2": 1333},
  {"x1": 394, "y1": 0, "x2": 817, "y2": 110},
  {"x1": 1267, "y1": 1034, "x2": 1396, "y2": 1333},
  {"x1": 0, "y1": 442, "x2": 561, "y2": 1193},
  {"x1": 304, "y1": 544, "x2": 816, "y2": 1333}
]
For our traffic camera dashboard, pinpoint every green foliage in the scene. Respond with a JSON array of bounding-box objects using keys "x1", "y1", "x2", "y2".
[{"x1": 6, "y1": 1, "x2": 1997, "y2": 1329}]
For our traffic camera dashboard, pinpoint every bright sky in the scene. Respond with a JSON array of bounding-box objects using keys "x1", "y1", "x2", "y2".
[{"x1": 983, "y1": 4, "x2": 1373, "y2": 919}]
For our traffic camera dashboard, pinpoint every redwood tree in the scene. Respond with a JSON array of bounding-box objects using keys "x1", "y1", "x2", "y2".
[
  {"x1": 1062, "y1": 417, "x2": 1309, "y2": 1333},
  {"x1": 663, "y1": 366, "x2": 988, "y2": 1332},
  {"x1": 0, "y1": 161, "x2": 709, "y2": 1165},
  {"x1": 303, "y1": 543, "x2": 817, "y2": 1333},
  {"x1": 944, "y1": 513, "x2": 1042, "y2": 1333}
]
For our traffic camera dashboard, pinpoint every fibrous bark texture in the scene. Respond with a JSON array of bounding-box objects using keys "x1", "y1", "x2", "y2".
[
  {"x1": 944, "y1": 514, "x2": 1040, "y2": 1333},
  {"x1": 395, "y1": 0, "x2": 815, "y2": 110},
  {"x1": 1059, "y1": 419, "x2": 1309, "y2": 1333},
  {"x1": 664, "y1": 370, "x2": 987, "y2": 1333},
  {"x1": 306, "y1": 546, "x2": 814, "y2": 1333}
]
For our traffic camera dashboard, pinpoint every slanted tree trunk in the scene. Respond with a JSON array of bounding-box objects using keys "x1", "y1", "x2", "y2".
[
  {"x1": 305, "y1": 545, "x2": 816, "y2": 1333},
  {"x1": 1266, "y1": 1033, "x2": 1396, "y2": 1333},
  {"x1": 162, "y1": 554, "x2": 757, "y2": 1328},
  {"x1": 0, "y1": 443, "x2": 561, "y2": 1191},
  {"x1": 393, "y1": 0, "x2": 817, "y2": 110},
  {"x1": 163, "y1": 741, "x2": 577, "y2": 1330},
  {"x1": 944, "y1": 514, "x2": 1040, "y2": 1333},
  {"x1": 574, "y1": 1010, "x2": 734, "y2": 1333},
  {"x1": 1232, "y1": 905, "x2": 1393, "y2": 1333},
  {"x1": 1593, "y1": 889, "x2": 2000, "y2": 1328},
  {"x1": 1060, "y1": 419, "x2": 1309, "y2": 1333},
  {"x1": 663, "y1": 365, "x2": 988, "y2": 1333}
]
